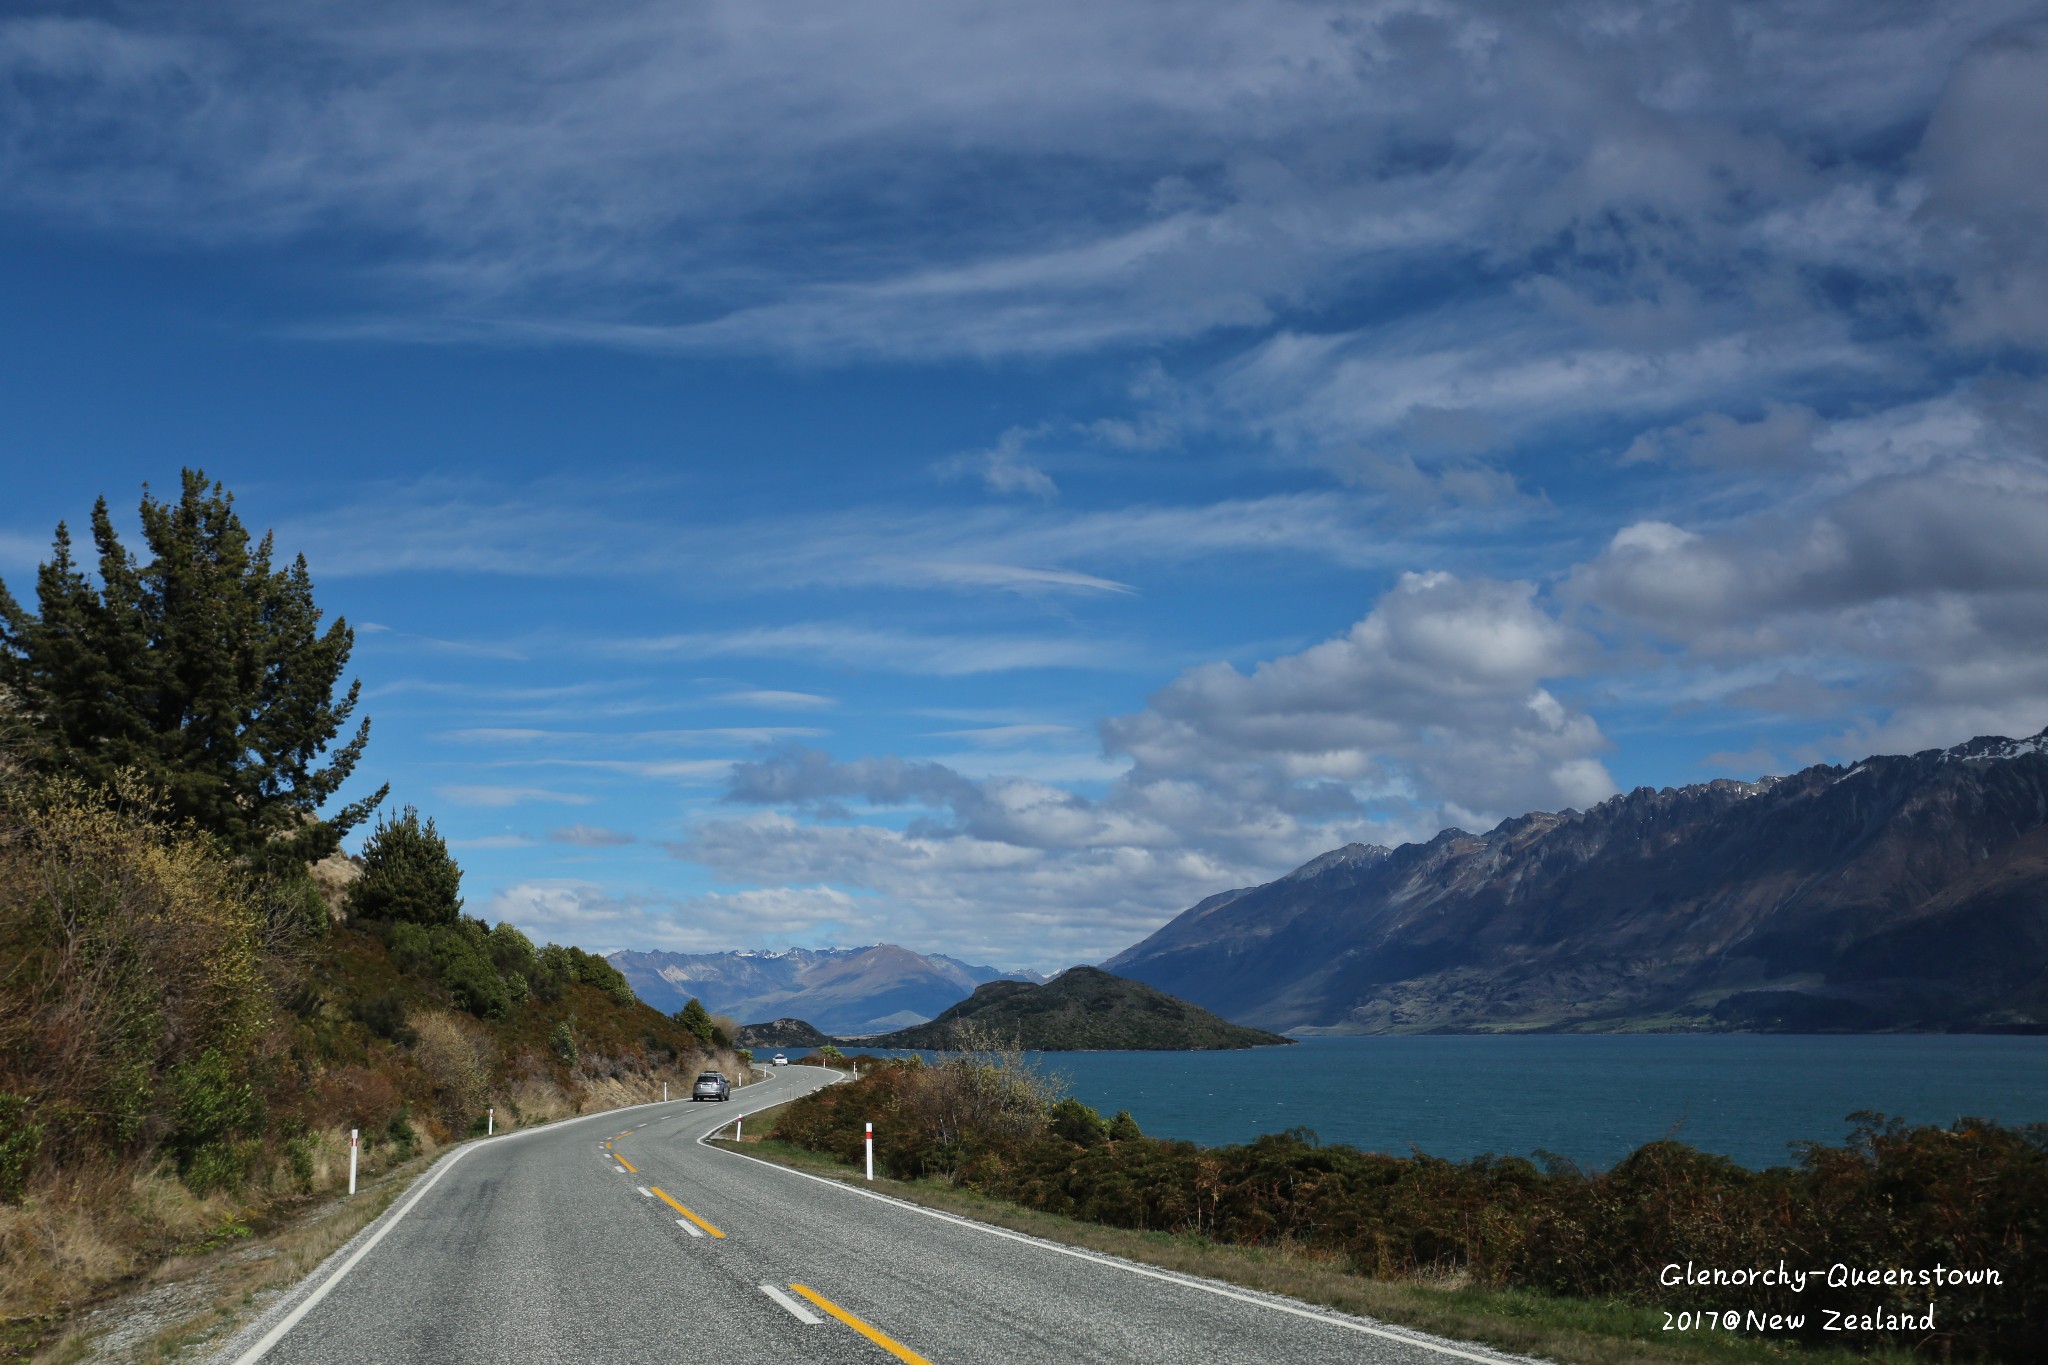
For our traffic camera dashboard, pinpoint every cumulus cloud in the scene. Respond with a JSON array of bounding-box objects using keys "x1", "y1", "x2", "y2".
[
  {"x1": 681, "y1": 570, "x2": 1614, "y2": 967},
  {"x1": 1106, "y1": 571, "x2": 1614, "y2": 820}
]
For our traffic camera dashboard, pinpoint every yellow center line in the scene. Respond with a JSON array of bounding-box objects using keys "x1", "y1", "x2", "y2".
[
  {"x1": 649, "y1": 1186, "x2": 725, "y2": 1238},
  {"x1": 614, "y1": 1153, "x2": 638, "y2": 1173},
  {"x1": 788, "y1": 1285, "x2": 933, "y2": 1365}
]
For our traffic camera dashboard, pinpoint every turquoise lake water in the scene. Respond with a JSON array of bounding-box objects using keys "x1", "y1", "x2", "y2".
[{"x1": 867, "y1": 1035, "x2": 2048, "y2": 1170}]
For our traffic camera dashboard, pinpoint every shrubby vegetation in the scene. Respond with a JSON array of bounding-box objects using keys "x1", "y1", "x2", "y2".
[
  {"x1": 0, "y1": 472, "x2": 730, "y2": 1351},
  {"x1": 778, "y1": 1055, "x2": 2046, "y2": 1362},
  {"x1": 0, "y1": 772, "x2": 732, "y2": 1338}
]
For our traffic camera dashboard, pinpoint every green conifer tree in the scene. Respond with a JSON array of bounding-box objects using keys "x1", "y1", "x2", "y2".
[
  {"x1": 676, "y1": 997, "x2": 715, "y2": 1047},
  {"x1": 0, "y1": 471, "x2": 385, "y2": 867},
  {"x1": 347, "y1": 806, "x2": 463, "y2": 925}
]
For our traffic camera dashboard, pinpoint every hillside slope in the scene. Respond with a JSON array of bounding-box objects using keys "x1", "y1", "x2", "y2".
[
  {"x1": 0, "y1": 780, "x2": 736, "y2": 1349},
  {"x1": 1105, "y1": 728, "x2": 2048, "y2": 1034},
  {"x1": 868, "y1": 966, "x2": 1292, "y2": 1050},
  {"x1": 609, "y1": 944, "x2": 1039, "y2": 1034}
]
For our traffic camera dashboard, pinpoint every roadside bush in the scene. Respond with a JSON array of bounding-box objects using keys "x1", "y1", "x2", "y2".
[
  {"x1": 549, "y1": 1019, "x2": 577, "y2": 1065},
  {"x1": 167, "y1": 1049, "x2": 263, "y2": 1192},
  {"x1": 411, "y1": 1011, "x2": 496, "y2": 1127},
  {"x1": 0, "y1": 779, "x2": 268, "y2": 1158},
  {"x1": 1050, "y1": 1096, "x2": 1108, "y2": 1147},
  {"x1": 774, "y1": 1070, "x2": 2048, "y2": 1363},
  {"x1": 0, "y1": 1093, "x2": 45, "y2": 1203}
]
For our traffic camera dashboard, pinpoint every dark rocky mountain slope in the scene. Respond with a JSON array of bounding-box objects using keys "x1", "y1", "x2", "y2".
[
  {"x1": 735, "y1": 1017, "x2": 833, "y2": 1049},
  {"x1": 867, "y1": 966, "x2": 1292, "y2": 1050},
  {"x1": 1104, "y1": 729, "x2": 2048, "y2": 1033}
]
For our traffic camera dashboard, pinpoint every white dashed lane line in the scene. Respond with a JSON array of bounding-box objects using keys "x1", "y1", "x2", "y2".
[{"x1": 759, "y1": 1285, "x2": 823, "y2": 1325}]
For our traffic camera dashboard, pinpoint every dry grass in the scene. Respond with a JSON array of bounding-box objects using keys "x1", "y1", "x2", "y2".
[
  {"x1": 2, "y1": 1122, "x2": 450, "y2": 1364},
  {"x1": 27, "y1": 1078, "x2": 681, "y2": 1365},
  {"x1": 711, "y1": 1137, "x2": 1918, "y2": 1365}
]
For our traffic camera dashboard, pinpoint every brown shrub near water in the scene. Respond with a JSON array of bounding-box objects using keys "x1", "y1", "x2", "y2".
[{"x1": 777, "y1": 1064, "x2": 2047, "y2": 1362}]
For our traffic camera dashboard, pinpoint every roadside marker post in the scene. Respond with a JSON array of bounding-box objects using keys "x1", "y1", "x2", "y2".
[
  {"x1": 487, "y1": 1108, "x2": 493, "y2": 1136},
  {"x1": 663, "y1": 1082, "x2": 668, "y2": 1102},
  {"x1": 347, "y1": 1129, "x2": 358, "y2": 1195},
  {"x1": 865, "y1": 1122, "x2": 874, "y2": 1181},
  {"x1": 736, "y1": 1117, "x2": 743, "y2": 1142}
]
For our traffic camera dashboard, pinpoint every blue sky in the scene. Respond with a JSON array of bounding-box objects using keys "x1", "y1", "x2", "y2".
[{"x1": 3, "y1": 1, "x2": 2046, "y2": 972}]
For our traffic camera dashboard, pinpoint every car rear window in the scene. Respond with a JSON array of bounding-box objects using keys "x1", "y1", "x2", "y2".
[{"x1": 697, "y1": 1074, "x2": 721, "y2": 1083}]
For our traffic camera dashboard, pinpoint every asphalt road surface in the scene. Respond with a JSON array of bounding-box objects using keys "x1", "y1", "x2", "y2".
[{"x1": 214, "y1": 1066, "x2": 1530, "y2": 1365}]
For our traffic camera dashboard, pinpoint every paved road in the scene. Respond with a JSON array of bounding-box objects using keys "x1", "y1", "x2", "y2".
[{"x1": 217, "y1": 1066, "x2": 1529, "y2": 1365}]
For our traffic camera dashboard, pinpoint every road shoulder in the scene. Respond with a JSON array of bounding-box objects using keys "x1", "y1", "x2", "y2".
[{"x1": 704, "y1": 1132, "x2": 1899, "y2": 1365}]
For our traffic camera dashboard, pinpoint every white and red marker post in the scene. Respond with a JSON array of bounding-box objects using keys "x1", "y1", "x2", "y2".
[
  {"x1": 348, "y1": 1128, "x2": 358, "y2": 1195},
  {"x1": 487, "y1": 1107, "x2": 494, "y2": 1136},
  {"x1": 864, "y1": 1121, "x2": 874, "y2": 1181}
]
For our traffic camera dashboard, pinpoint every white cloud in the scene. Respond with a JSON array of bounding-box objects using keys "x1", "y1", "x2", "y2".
[
  {"x1": 483, "y1": 878, "x2": 877, "y2": 955},
  {"x1": 434, "y1": 784, "x2": 595, "y2": 807},
  {"x1": 678, "y1": 570, "x2": 1616, "y2": 968},
  {"x1": 6, "y1": 1, "x2": 2031, "y2": 367},
  {"x1": 548, "y1": 824, "x2": 638, "y2": 847},
  {"x1": 1107, "y1": 570, "x2": 1615, "y2": 820},
  {"x1": 935, "y1": 426, "x2": 1060, "y2": 499},
  {"x1": 615, "y1": 624, "x2": 1121, "y2": 676},
  {"x1": 716, "y1": 689, "x2": 837, "y2": 710}
]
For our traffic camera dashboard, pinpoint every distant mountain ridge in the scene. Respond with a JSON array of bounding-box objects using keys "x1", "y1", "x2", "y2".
[
  {"x1": 608, "y1": 943, "x2": 1042, "y2": 1036},
  {"x1": 867, "y1": 967, "x2": 1292, "y2": 1050},
  {"x1": 1105, "y1": 727, "x2": 2048, "y2": 1034}
]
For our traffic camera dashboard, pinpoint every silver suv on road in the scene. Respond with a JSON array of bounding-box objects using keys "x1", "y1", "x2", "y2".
[{"x1": 691, "y1": 1072, "x2": 731, "y2": 1101}]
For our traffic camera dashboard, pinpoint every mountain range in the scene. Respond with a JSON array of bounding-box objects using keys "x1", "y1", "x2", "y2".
[
  {"x1": 1105, "y1": 728, "x2": 2048, "y2": 1034},
  {"x1": 607, "y1": 944, "x2": 1042, "y2": 1036}
]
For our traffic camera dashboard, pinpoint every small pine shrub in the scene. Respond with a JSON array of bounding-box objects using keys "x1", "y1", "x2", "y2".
[{"x1": 347, "y1": 807, "x2": 462, "y2": 925}]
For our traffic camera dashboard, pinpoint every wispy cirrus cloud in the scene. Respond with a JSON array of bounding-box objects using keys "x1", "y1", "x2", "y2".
[
  {"x1": 434, "y1": 784, "x2": 595, "y2": 808},
  {"x1": 716, "y1": 689, "x2": 836, "y2": 711},
  {"x1": 548, "y1": 824, "x2": 637, "y2": 847},
  {"x1": 612, "y1": 624, "x2": 1124, "y2": 676}
]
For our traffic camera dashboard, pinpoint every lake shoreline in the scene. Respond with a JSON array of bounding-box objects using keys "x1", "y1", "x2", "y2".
[{"x1": 858, "y1": 1033, "x2": 2048, "y2": 1170}]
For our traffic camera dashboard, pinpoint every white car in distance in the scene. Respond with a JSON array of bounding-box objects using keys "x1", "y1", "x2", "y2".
[{"x1": 771, "y1": 1053, "x2": 788, "y2": 1066}]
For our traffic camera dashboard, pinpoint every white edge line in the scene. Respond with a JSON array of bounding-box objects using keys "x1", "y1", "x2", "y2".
[
  {"x1": 759, "y1": 1283, "x2": 824, "y2": 1324},
  {"x1": 226, "y1": 1094, "x2": 689, "y2": 1365},
  {"x1": 637, "y1": 1186, "x2": 653, "y2": 1197},
  {"x1": 676, "y1": 1218, "x2": 704, "y2": 1238},
  {"x1": 695, "y1": 1069, "x2": 1517, "y2": 1365}
]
